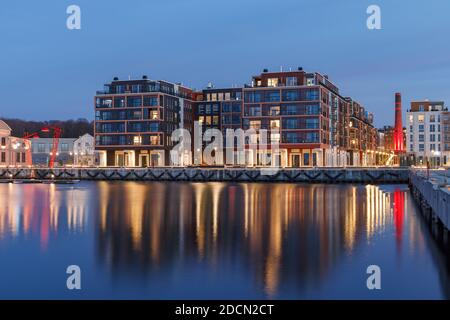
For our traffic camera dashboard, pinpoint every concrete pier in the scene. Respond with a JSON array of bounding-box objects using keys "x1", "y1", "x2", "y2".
[
  {"x1": 409, "y1": 170, "x2": 450, "y2": 232},
  {"x1": 0, "y1": 167, "x2": 409, "y2": 184}
]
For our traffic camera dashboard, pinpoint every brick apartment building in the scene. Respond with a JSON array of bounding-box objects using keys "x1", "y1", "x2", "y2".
[{"x1": 94, "y1": 68, "x2": 379, "y2": 167}]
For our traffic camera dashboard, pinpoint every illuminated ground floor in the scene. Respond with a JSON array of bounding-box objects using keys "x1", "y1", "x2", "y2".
[{"x1": 96, "y1": 147, "x2": 393, "y2": 168}]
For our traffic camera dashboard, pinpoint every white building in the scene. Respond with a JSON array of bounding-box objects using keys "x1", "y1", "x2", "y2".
[
  {"x1": 406, "y1": 101, "x2": 448, "y2": 166},
  {"x1": 0, "y1": 120, "x2": 32, "y2": 167},
  {"x1": 31, "y1": 138, "x2": 76, "y2": 166},
  {"x1": 74, "y1": 134, "x2": 95, "y2": 166}
]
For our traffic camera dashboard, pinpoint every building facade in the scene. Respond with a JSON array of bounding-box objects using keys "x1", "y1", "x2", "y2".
[
  {"x1": 95, "y1": 76, "x2": 194, "y2": 167},
  {"x1": 406, "y1": 101, "x2": 448, "y2": 166},
  {"x1": 74, "y1": 133, "x2": 95, "y2": 166},
  {"x1": 31, "y1": 138, "x2": 76, "y2": 166},
  {"x1": 94, "y1": 69, "x2": 379, "y2": 167},
  {"x1": 0, "y1": 120, "x2": 32, "y2": 167}
]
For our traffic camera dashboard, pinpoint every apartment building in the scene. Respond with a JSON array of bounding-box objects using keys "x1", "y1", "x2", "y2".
[
  {"x1": 94, "y1": 69, "x2": 378, "y2": 168},
  {"x1": 95, "y1": 76, "x2": 194, "y2": 167},
  {"x1": 406, "y1": 101, "x2": 448, "y2": 166},
  {"x1": 0, "y1": 120, "x2": 32, "y2": 167}
]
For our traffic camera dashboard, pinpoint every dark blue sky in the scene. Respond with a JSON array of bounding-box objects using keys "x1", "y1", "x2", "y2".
[{"x1": 1, "y1": 0, "x2": 450, "y2": 127}]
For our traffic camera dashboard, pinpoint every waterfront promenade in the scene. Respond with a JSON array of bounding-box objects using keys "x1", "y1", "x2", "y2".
[{"x1": 0, "y1": 166, "x2": 410, "y2": 183}]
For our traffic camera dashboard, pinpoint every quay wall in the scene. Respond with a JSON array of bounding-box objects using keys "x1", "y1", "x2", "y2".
[
  {"x1": 0, "y1": 167, "x2": 409, "y2": 184},
  {"x1": 409, "y1": 171, "x2": 450, "y2": 232}
]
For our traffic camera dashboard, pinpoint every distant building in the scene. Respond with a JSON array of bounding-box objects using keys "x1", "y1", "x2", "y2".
[
  {"x1": 442, "y1": 111, "x2": 450, "y2": 166},
  {"x1": 0, "y1": 120, "x2": 32, "y2": 167},
  {"x1": 74, "y1": 134, "x2": 95, "y2": 166},
  {"x1": 31, "y1": 138, "x2": 76, "y2": 166},
  {"x1": 406, "y1": 101, "x2": 448, "y2": 166}
]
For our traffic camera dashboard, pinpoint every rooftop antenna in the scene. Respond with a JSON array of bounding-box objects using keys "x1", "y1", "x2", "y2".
[{"x1": 128, "y1": 75, "x2": 131, "y2": 80}]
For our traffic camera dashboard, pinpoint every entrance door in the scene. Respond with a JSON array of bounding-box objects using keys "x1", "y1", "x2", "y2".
[
  {"x1": 116, "y1": 154, "x2": 124, "y2": 167},
  {"x1": 139, "y1": 154, "x2": 149, "y2": 167},
  {"x1": 151, "y1": 154, "x2": 160, "y2": 167},
  {"x1": 292, "y1": 154, "x2": 300, "y2": 167}
]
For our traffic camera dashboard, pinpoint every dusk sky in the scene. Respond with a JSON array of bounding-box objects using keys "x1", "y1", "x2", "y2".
[{"x1": 1, "y1": 0, "x2": 450, "y2": 127}]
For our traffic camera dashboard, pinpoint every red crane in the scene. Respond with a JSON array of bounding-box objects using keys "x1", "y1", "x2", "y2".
[{"x1": 24, "y1": 125, "x2": 62, "y2": 168}]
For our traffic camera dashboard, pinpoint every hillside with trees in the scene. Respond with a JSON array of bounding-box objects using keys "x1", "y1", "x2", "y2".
[{"x1": 0, "y1": 118, "x2": 94, "y2": 138}]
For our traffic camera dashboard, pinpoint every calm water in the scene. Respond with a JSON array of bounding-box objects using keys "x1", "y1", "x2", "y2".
[{"x1": 0, "y1": 181, "x2": 448, "y2": 299}]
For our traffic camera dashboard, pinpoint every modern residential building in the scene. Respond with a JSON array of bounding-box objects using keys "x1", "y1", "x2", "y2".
[
  {"x1": 94, "y1": 69, "x2": 379, "y2": 167},
  {"x1": 74, "y1": 133, "x2": 95, "y2": 166},
  {"x1": 441, "y1": 111, "x2": 450, "y2": 166},
  {"x1": 0, "y1": 120, "x2": 32, "y2": 167},
  {"x1": 31, "y1": 138, "x2": 76, "y2": 166},
  {"x1": 240, "y1": 69, "x2": 377, "y2": 167},
  {"x1": 95, "y1": 76, "x2": 195, "y2": 167},
  {"x1": 406, "y1": 100, "x2": 448, "y2": 166}
]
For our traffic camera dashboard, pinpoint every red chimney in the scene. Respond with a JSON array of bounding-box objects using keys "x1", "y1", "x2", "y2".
[{"x1": 394, "y1": 93, "x2": 404, "y2": 153}]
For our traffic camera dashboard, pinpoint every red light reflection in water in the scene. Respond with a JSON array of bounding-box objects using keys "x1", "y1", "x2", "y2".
[{"x1": 393, "y1": 189, "x2": 405, "y2": 246}]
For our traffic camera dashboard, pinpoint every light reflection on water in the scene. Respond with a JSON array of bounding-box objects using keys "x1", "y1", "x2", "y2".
[{"x1": 0, "y1": 182, "x2": 448, "y2": 299}]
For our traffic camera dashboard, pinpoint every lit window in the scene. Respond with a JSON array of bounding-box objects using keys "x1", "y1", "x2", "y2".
[
  {"x1": 268, "y1": 78, "x2": 278, "y2": 87},
  {"x1": 133, "y1": 136, "x2": 142, "y2": 145}
]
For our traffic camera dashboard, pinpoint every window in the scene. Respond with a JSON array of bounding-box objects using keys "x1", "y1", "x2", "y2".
[
  {"x1": 419, "y1": 105, "x2": 424, "y2": 111},
  {"x1": 419, "y1": 124, "x2": 424, "y2": 132},
  {"x1": 131, "y1": 85, "x2": 140, "y2": 93},
  {"x1": 249, "y1": 120, "x2": 261, "y2": 130},
  {"x1": 418, "y1": 134, "x2": 424, "y2": 142},
  {"x1": 418, "y1": 115, "x2": 425, "y2": 122},
  {"x1": 430, "y1": 144, "x2": 436, "y2": 151},
  {"x1": 143, "y1": 96, "x2": 158, "y2": 106},
  {"x1": 268, "y1": 78, "x2": 278, "y2": 87},
  {"x1": 305, "y1": 89, "x2": 319, "y2": 100},
  {"x1": 430, "y1": 124, "x2": 436, "y2": 132},
  {"x1": 127, "y1": 97, "x2": 142, "y2": 108},
  {"x1": 232, "y1": 103, "x2": 241, "y2": 112},
  {"x1": 1, "y1": 137, "x2": 5, "y2": 146},
  {"x1": 266, "y1": 91, "x2": 280, "y2": 102},
  {"x1": 430, "y1": 115, "x2": 436, "y2": 122},
  {"x1": 269, "y1": 106, "x2": 280, "y2": 116},
  {"x1": 96, "y1": 98, "x2": 113, "y2": 108},
  {"x1": 419, "y1": 144, "x2": 424, "y2": 152},
  {"x1": 133, "y1": 136, "x2": 142, "y2": 145},
  {"x1": 21, "y1": 152, "x2": 25, "y2": 163},
  {"x1": 150, "y1": 136, "x2": 159, "y2": 145},
  {"x1": 430, "y1": 134, "x2": 436, "y2": 142},
  {"x1": 282, "y1": 90, "x2": 299, "y2": 101},
  {"x1": 270, "y1": 120, "x2": 280, "y2": 129},
  {"x1": 150, "y1": 111, "x2": 159, "y2": 119},
  {"x1": 61, "y1": 143, "x2": 69, "y2": 152},
  {"x1": 16, "y1": 152, "x2": 20, "y2": 162},
  {"x1": 286, "y1": 77, "x2": 297, "y2": 86},
  {"x1": 222, "y1": 103, "x2": 231, "y2": 113},
  {"x1": 38, "y1": 143, "x2": 46, "y2": 153},
  {"x1": 0, "y1": 152, "x2": 5, "y2": 162}
]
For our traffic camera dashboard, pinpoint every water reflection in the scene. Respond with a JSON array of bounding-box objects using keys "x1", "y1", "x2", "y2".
[
  {"x1": 0, "y1": 182, "x2": 448, "y2": 299},
  {"x1": 93, "y1": 182, "x2": 436, "y2": 297},
  {"x1": 0, "y1": 184, "x2": 89, "y2": 249}
]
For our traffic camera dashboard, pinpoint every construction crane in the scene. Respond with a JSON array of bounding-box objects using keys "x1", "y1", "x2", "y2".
[{"x1": 24, "y1": 125, "x2": 62, "y2": 168}]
